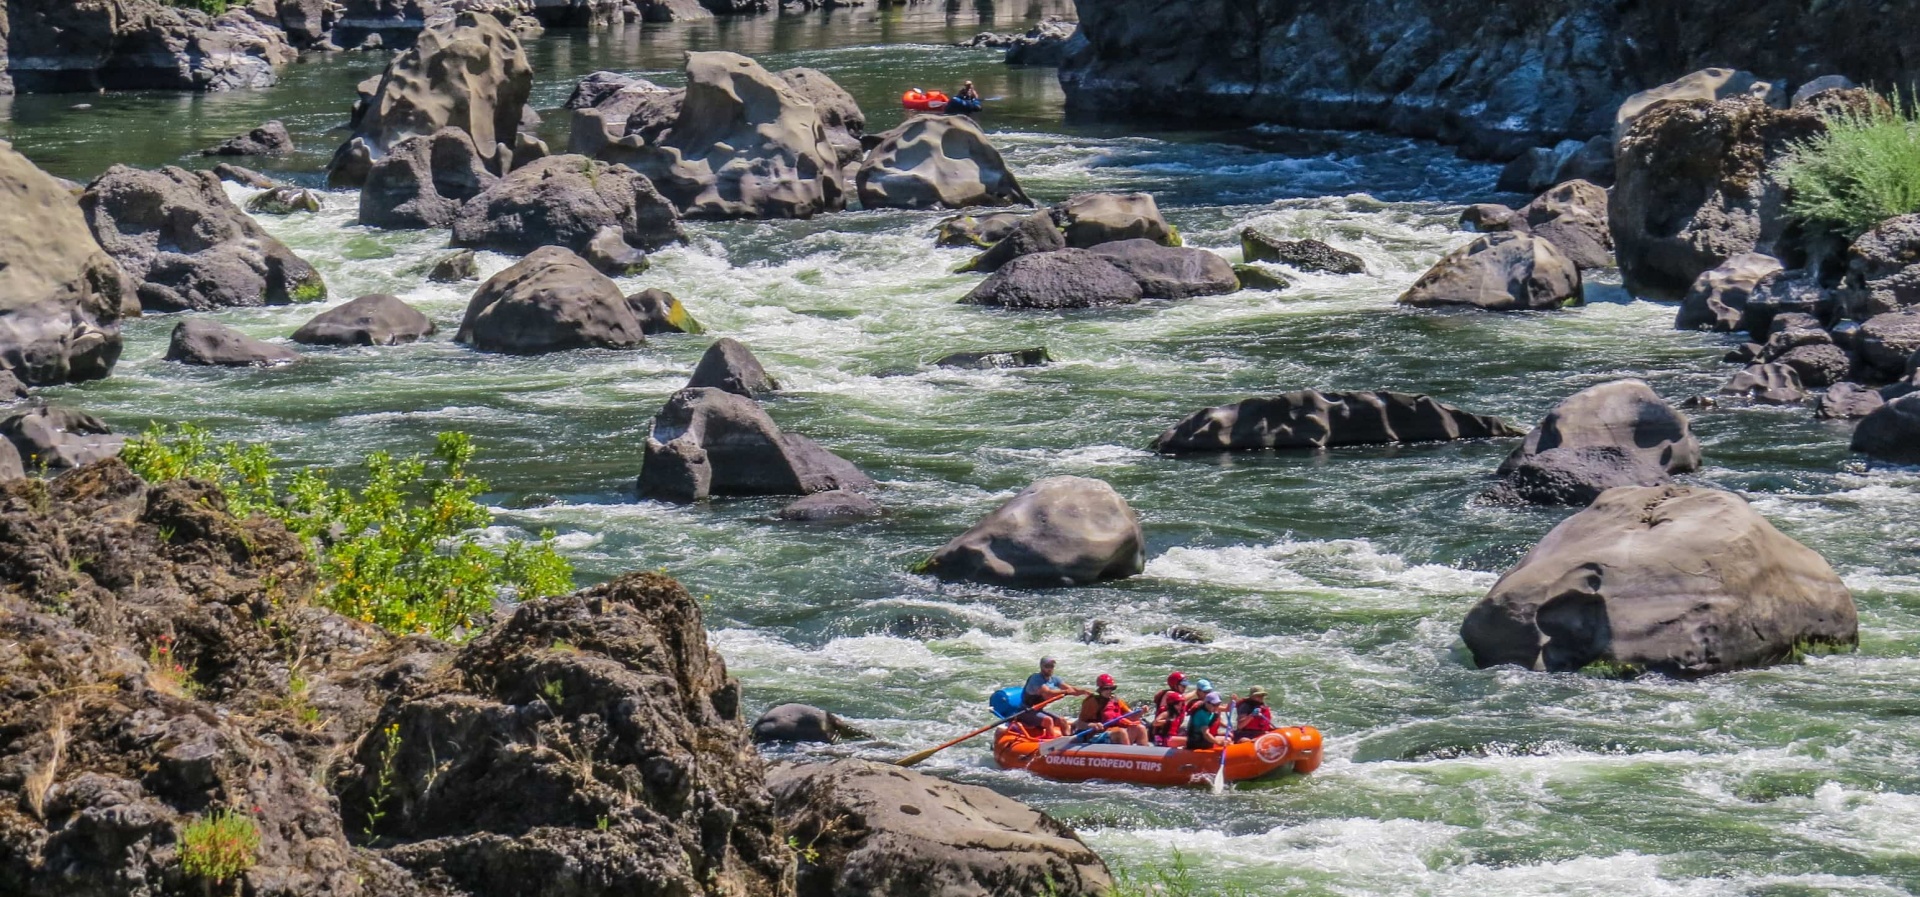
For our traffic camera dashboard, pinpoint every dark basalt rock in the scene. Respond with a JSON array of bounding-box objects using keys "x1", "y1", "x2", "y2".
[
  {"x1": 637, "y1": 387, "x2": 872, "y2": 503},
  {"x1": 959, "y1": 210, "x2": 1066, "y2": 274},
  {"x1": 1398, "y1": 232, "x2": 1581, "y2": 311},
  {"x1": 202, "y1": 120, "x2": 294, "y2": 156},
  {"x1": 687, "y1": 338, "x2": 777, "y2": 397},
  {"x1": 1493, "y1": 380, "x2": 1701, "y2": 506},
  {"x1": 166, "y1": 318, "x2": 301, "y2": 367},
  {"x1": 626, "y1": 288, "x2": 703, "y2": 334},
  {"x1": 933, "y1": 347, "x2": 1052, "y2": 369},
  {"x1": 1240, "y1": 231, "x2": 1366, "y2": 275},
  {"x1": 1088, "y1": 239, "x2": 1240, "y2": 299},
  {"x1": 1852, "y1": 393, "x2": 1920, "y2": 463},
  {"x1": 1152, "y1": 389, "x2": 1519, "y2": 453},
  {"x1": 754, "y1": 703, "x2": 861, "y2": 743},
  {"x1": 1815, "y1": 382, "x2": 1885, "y2": 420},
  {"x1": 429, "y1": 250, "x2": 480, "y2": 283},
  {"x1": 456, "y1": 246, "x2": 646, "y2": 354},
  {"x1": 0, "y1": 405, "x2": 123, "y2": 470},
  {"x1": 1718, "y1": 363, "x2": 1808, "y2": 405},
  {"x1": 292, "y1": 294, "x2": 437, "y2": 347},
  {"x1": 960, "y1": 249, "x2": 1143, "y2": 309}
]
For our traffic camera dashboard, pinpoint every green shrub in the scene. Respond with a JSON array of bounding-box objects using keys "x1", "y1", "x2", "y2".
[
  {"x1": 1107, "y1": 851, "x2": 1255, "y2": 897},
  {"x1": 178, "y1": 809, "x2": 259, "y2": 884},
  {"x1": 166, "y1": 0, "x2": 231, "y2": 15},
  {"x1": 1778, "y1": 92, "x2": 1920, "y2": 240},
  {"x1": 123, "y1": 425, "x2": 574, "y2": 639}
]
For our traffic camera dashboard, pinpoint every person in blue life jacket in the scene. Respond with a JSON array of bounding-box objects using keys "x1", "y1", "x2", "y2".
[{"x1": 1016, "y1": 656, "x2": 1086, "y2": 737}]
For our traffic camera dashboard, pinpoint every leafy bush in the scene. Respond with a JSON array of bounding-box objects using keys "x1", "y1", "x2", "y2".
[
  {"x1": 123, "y1": 425, "x2": 574, "y2": 639},
  {"x1": 1107, "y1": 851, "x2": 1255, "y2": 897},
  {"x1": 1779, "y1": 92, "x2": 1920, "y2": 240},
  {"x1": 178, "y1": 809, "x2": 259, "y2": 884},
  {"x1": 166, "y1": 0, "x2": 231, "y2": 14}
]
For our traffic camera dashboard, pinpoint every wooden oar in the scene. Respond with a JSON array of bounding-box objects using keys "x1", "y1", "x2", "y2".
[{"x1": 894, "y1": 693, "x2": 1062, "y2": 768}]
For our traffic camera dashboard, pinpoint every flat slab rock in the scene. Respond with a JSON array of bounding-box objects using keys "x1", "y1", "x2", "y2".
[{"x1": 1152, "y1": 389, "x2": 1520, "y2": 453}]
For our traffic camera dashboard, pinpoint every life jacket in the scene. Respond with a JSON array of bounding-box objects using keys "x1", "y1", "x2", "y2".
[{"x1": 1233, "y1": 701, "x2": 1274, "y2": 737}]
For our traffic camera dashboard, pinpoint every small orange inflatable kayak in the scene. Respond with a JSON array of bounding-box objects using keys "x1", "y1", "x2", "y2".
[
  {"x1": 903, "y1": 88, "x2": 949, "y2": 112},
  {"x1": 992, "y1": 725, "x2": 1323, "y2": 786}
]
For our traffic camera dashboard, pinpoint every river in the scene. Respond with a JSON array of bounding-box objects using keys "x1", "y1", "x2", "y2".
[{"x1": 4, "y1": 4, "x2": 1918, "y2": 894}]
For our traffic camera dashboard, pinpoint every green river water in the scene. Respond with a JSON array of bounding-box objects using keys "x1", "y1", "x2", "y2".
[{"x1": 4, "y1": 4, "x2": 1919, "y2": 894}]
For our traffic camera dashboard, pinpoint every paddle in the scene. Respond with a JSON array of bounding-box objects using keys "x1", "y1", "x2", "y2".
[
  {"x1": 894, "y1": 693, "x2": 1063, "y2": 768},
  {"x1": 1209, "y1": 700, "x2": 1235, "y2": 794},
  {"x1": 1038, "y1": 705, "x2": 1149, "y2": 757}
]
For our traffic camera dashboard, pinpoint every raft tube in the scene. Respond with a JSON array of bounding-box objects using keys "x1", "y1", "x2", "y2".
[
  {"x1": 992, "y1": 725, "x2": 1323, "y2": 786},
  {"x1": 903, "y1": 88, "x2": 949, "y2": 112}
]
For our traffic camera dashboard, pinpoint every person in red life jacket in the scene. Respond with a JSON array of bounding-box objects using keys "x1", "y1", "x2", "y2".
[
  {"x1": 1185, "y1": 691, "x2": 1227, "y2": 750},
  {"x1": 1232, "y1": 686, "x2": 1275, "y2": 742},
  {"x1": 1149, "y1": 671, "x2": 1189, "y2": 746},
  {"x1": 1075, "y1": 674, "x2": 1148, "y2": 745}
]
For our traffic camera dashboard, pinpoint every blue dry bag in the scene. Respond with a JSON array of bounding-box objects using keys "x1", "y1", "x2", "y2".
[{"x1": 989, "y1": 685, "x2": 1026, "y2": 719}]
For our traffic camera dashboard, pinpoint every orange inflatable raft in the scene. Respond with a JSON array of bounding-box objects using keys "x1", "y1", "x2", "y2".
[
  {"x1": 992, "y1": 725, "x2": 1323, "y2": 786},
  {"x1": 903, "y1": 88, "x2": 949, "y2": 112}
]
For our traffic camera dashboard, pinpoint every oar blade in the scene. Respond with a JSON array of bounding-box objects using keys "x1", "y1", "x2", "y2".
[{"x1": 894, "y1": 747, "x2": 940, "y2": 768}]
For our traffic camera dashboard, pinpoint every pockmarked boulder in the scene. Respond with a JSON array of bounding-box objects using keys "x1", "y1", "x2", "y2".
[
  {"x1": 687, "y1": 338, "x2": 777, "y2": 397},
  {"x1": 166, "y1": 318, "x2": 301, "y2": 367},
  {"x1": 920, "y1": 476, "x2": 1143, "y2": 588},
  {"x1": 0, "y1": 405, "x2": 123, "y2": 470},
  {"x1": 359, "y1": 127, "x2": 499, "y2": 228},
  {"x1": 450, "y1": 154, "x2": 685, "y2": 261},
  {"x1": 202, "y1": 120, "x2": 294, "y2": 156},
  {"x1": 1520, "y1": 179, "x2": 1612, "y2": 270},
  {"x1": 1610, "y1": 94, "x2": 1835, "y2": 301},
  {"x1": 1053, "y1": 192, "x2": 1175, "y2": 248},
  {"x1": 1152, "y1": 390, "x2": 1520, "y2": 453},
  {"x1": 455, "y1": 246, "x2": 646, "y2": 353},
  {"x1": 637, "y1": 387, "x2": 874, "y2": 503},
  {"x1": 567, "y1": 76, "x2": 686, "y2": 158},
  {"x1": 753, "y1": 704, "x2": 859, "y2": 743},
  {"x1": 1718, "y1": 363, "x2": 1807, "y2": 405},
  {"x1": 611, "y1": 52, "x2": 846, "y2": 220},
  {"x1": 958, "y1": 210, "x2": 1065, "y2": 274},
  {"x1": 1240, "y1": 231, "x2": 1366, "y2": 274},
  {"x1": 1852, "y1": 393, "x2": 1920, "y2": 463},
  {"x1": 1493, "y1": 380, "x2": 1701, "y2": 505},
  {"x1": 1461, "y1": 485, "x2": 1858, "y2": 677},
  {"x1": 856, "y1": 114, "x2": 1029, "y2": 210},
  {"x1": 1675, "y1": 252, "x2": 1786, "y2": 332},
  {"x1": 292, "y1": 294, "x2": 437, "y2": 346},
  {"x1": 960, "y1": 249, "x2": 1142, "y2": 309},
  {"x1": 769, "y1": 760, "x2": 1112, "y2": 897},
  {"x1": 777, "y1": 67, "x2": 866, "y2": 165},
  {"x1": 327, "y1": 13, "x2": 533, "y2": 187},
  {"x1": 0, "y1": 141, "x2": 129, "y2": 385},
  {"x1": 1841, "y1": 213, "x2": 1920, "y2": 320},
  {"x1": 1088, "y1": 239, "x2": 1238, "y2": 299},
  {"x1": 1397, "y1": 232, "x2": 1581, "y2": 311},
  {"x1": 82, "y1": 165, "x2": 327, "y2": 312}
]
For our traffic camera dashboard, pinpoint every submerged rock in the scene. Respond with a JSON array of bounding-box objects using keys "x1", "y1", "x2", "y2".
[
  {"x1": 1152, "y1": 389, "x2": 1519, "y2": 453},
  {"x1": 1492, "y1": 380, "x2": 1701, "y2": 506},
  {"x1": 292, "y1": 294, "x2": 437, "y2": 347},
  {"x1": 166, "y1": 319, "x2": 301, "y2": 367},
  {"x1": 456, "y1": 246, "x2": 646, "y2": 353},
  {"x1": 1462, "y1": 485, "x2": 1857, "y2": 676},
  {"x1": 1240, "y1": 231, "x2": 1366, "y2": 274},
  {"x1": 769, "y1": 760, "x2": 1111, "y2": 897},
  {"x1": 637, "y1": 388, "x2": 873, "y2": 503},
  {"x1": 778, "y1": 489, "x2": 883, "y2": 522},
  {"x1": 82, "y1": 164, "x2": 326, "y2": 312},
  {"x1": 754, "y1": 704, "x2": 860, "y2": 743},
  {"x1": 202, "y1": 120, "x2": 294, "y2": 156},
  {"x1": 0, "y1": 140, "x2": 129, "y2": 386},
  {"x1": 933, "y1": 347, "x2": 1051, "y2": 369},
  {"x1": 857, "y1": 114, "x2": 1029, "y2": 210},
  {"x1": 921, "y1": 475, "x2": 1144, "y2": 587},
  {"x1": 1398, "y1": 232, "x2": 1581, "y2": 311},
  {"x1": 960, "y1": 249, "x2": 1143, "y2": 309}
]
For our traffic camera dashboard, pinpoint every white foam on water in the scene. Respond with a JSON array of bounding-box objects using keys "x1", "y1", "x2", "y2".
[{"x1": 1144, "y1": 538, "x2": 1496, "y2": 599}]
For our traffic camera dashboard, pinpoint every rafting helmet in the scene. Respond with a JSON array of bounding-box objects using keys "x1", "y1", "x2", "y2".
[
  {"x1": 1195, "y1": 678, "x2": 1213, "y2": 693},
  {"x1": 1096, "y1": 673, "x2": 1116, "y2": 689},
  {"x1": 1166, "y1": 671, "x2": 1185, "y2": 689}
]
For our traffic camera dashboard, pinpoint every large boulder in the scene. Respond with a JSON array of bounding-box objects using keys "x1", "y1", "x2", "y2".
[
  {"x1": 1674, "y1": 252, "x2": 1785, "y2": 332},
  {"x1": 336, "y1": 573, "x2": 793, "y2": 896},
  {"x1": 0, "y1": 141, "x2": 128, "y2": 386},
  {"x1": 292, "y1": 294, "x2": 437, "y2": 346},
  {"x1": 1492, "y1": 380, "x2": 1701, "y2": 505},
  {"x1": 455, "y1": 246, "x2": 646, "y2": 353},
  {"x1": 1397, "y1": 232, "x2": 1581, "y2": 311},
  {"x1": 637, "y1": 387, "x2": 874, "y2": 503},
  {"x1": 1840, "y1": 213, "x2": 1920, "y2": 320},
  {"x1": 1461, "y1": 485, "x2": 1857, "y2": 677},
  {"x1": 1088, "y1": 239, "x2": 1238, "y2": 299},
  {"x1": 327, "y1": 13, "x2": 533, "y2": 187},
  {"x1": 450, "y1": 154, "x2": 684, "y2": 261},
  {"x1": 1851, "y1": 392, "x2": 1920, "y2": 463},
  {"x1": 856, "y1": 114, "x2": 1029, "y2": 210},
  {"x1": 3, "y1": 0, "x2": 293, "y2": 93},
  {"x1": 1856, "y1": 307, "x2": 1920, "y2": 381},
  {"x1": 608, "y1": 52, "x2": 846, "y2": 220},
  {"x1": 1053, "y1": 192, "x2": 1174, "y2": 248},
  {"x1": 958, "y1": 210, "x2": 1065, "y2": 274},
  {"x1": 1610, "y1": 94, "x2": 1828, "y2": 301},
  {"x1": 752, "y1": 704, "x2": 858, "y2": 744},
  {"x1": 960, "y1": 249, "x2": 1143, "y2": 309},
  {"x1": 358, "y1": 127, "x2": 500, "y2": 228},
  {"x1": 1519, "y1": 179, "x2": 1612, "y2": 270},
  {"x1": 776, "y1": 67, "x2": 865, "y2": 165},
  {"x1": 0, "y1": 405, "x2": 123, "y2": 470},
  {"x1": 768, "y1": 760, "x2": 1111, "y2": 897},
  {"x1": 81, "y1": 165, "x2": 327, "y2": 312},
  {"x1": 1151, "y1": 390, "x2": 1520, "y2": 453},
  {"x1": 166, "y1": 318, "x2": 301, "y2": 367},
  {"x1": 920, "y1": 476, "x2": 1143, "y2": 588}
]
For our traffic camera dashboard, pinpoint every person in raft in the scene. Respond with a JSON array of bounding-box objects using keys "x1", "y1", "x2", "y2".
[
  {"x1": 1018, "y1": 656, "x2": 1086, "y2": 737},
  {"x1": 1076, "y1": 673, "x2": 1149, "y2": 745},
  {"x1": 1232, "y1": 686, "x2": 1276, "y2": 742},
  {"x1": 1149, "y1": 671, "x2": 1190, "y2": 746},
  {"x1": 1185, "y1": 691, "x2": 1228, "y2": 750},
  {"x1": 956, "y1": 80, "x2": 980, "y2": 103}
]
